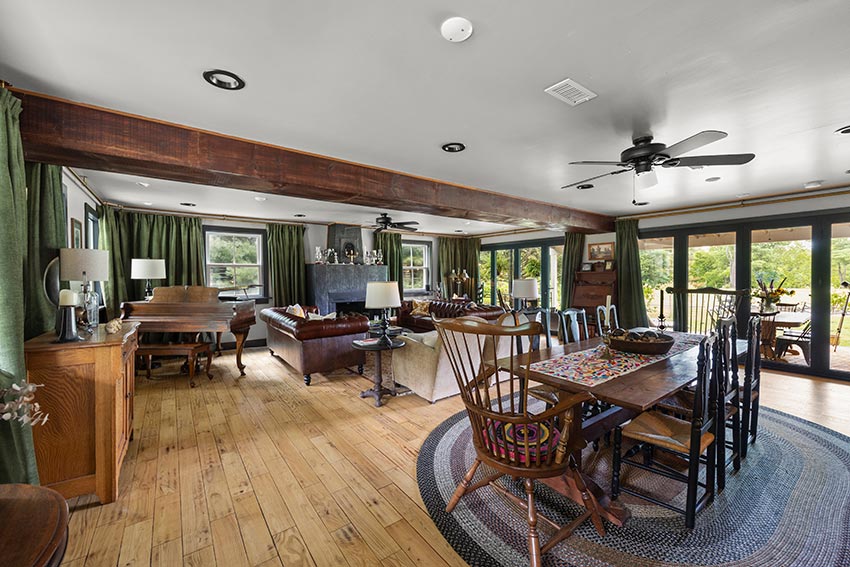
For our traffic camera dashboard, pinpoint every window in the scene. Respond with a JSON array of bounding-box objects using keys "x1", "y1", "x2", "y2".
[
  {"x1": 401, "y1": 241, "x2": 430, "y2": 292},
  {"x1": 205, "y1": 228, "x2": 266, "y2": 297},
  {"x1": 639, "y1": 236, "x2": 674, "y2": 324}
]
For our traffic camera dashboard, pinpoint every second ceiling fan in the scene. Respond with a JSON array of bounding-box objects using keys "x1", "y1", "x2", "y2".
[{"x1": 562, "y1": 130, "x2": 755, "y2": 190}]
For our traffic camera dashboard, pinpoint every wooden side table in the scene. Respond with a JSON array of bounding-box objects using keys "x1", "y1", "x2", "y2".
[
  {"x1": 352, "y1": 338, "x2": 405, "y2": 407},
  {"x1": 0, "y1": 484, "x2": 69, "y2": 567}
]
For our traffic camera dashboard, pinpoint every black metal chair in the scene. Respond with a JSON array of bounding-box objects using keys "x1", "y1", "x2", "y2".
[
  {"x1": 740, "y1": 316, "x2": 762, "y2": 458},
  {"x1": 774, "y1": 322, "x2": 811, "y2": 364},
  {"x1": 612, "y1": 334, "x2": 719, "y2": 529}
]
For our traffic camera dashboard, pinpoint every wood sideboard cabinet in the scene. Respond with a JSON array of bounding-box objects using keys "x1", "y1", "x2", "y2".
[{"x1": 24, "y1": 322, "x2": 139, "y2": 504}]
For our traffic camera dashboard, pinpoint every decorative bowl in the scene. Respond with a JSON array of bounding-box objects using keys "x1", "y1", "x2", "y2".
[{"x1": 609, "y1": 332, "x2": 674, "y2": 355}]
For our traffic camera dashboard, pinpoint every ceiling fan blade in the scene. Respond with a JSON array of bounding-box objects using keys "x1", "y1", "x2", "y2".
[
  {"x1": 568, "y1": 160, "x2": 628, "y2": 167},
  {"x1": 662, "y1": 130, "x2": 727, "y2": 158},
  {"x1": 562, "y1": 168, "x2": 632, "y2": 189},
  {"x1": 398, "y1": 226, "x2": 419, "y2": 232},
  {"x1": 392, "y1": 220, "x2": 419, "y2": 226},
  {"x1": 661, "y1": 153, "x2": 755, "y2": 168}
]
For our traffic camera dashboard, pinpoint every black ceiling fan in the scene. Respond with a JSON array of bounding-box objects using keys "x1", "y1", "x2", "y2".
[
  {"x1": 562, "y1": 130, "x2": 755, "y2": 189},
  {"x1": 371, "y1": 213, "x2": 419, "y2": 233}
]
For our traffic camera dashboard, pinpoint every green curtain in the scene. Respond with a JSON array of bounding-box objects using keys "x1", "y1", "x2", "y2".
[
  {"x1": 560, "y1": 232, "x2": 585, "y2": 310},
  {"x1": 615, "y1": 219, "x2": 649, "y2": 328},
  {"x1": 24, "y1": 163, "x2": 66, "y2": 340},
  {"x1": 437, "y1": 236, "x2": 480, "y2": 298},
  {"x1": 267, "y1": 223, "x2": 306, "y2": 307},
  {"x1": 374, "y1": 231, "x2": 402, "y2": 296},
  {"x1": 0, "y1": 88, "x2": 39, "y2": 484},
  {"x1": 99, "y1": 206, "x2": 205, "y2": 318}
]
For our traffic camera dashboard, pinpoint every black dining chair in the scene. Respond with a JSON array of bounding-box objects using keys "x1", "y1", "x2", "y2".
[
  {"x1": 612, "y1": 333, "x2": 719, "y2": 529},
  {"x1": 740, "y1": 316, "x2": 762, "y2": 458}
]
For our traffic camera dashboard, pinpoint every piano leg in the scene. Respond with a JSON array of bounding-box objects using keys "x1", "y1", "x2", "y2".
[{"x1": 234, "y1": 328, "x2": 249, "y2": 376}]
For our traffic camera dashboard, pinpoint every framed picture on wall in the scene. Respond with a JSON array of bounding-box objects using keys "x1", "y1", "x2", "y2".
[
  {"x1": 581, "y1": 262, "x2": 593, "y2": 272},
  {"x1": 71, "y1": 218, "x2": 83, "y2": 248},
  {"x1": 588, "y1": 242, "x2": 614, "y2": 261},
  {"x1": 604, "y1": 260, "x2": 615, "y2": 271}
]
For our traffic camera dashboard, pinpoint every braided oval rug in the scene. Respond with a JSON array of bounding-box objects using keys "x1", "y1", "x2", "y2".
[{"x1": 417, "y1": 406, "x2": 850, "y2": 567}]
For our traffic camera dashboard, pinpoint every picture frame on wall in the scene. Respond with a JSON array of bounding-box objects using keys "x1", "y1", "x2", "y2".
[
  {"x1": 71, "y1": 218, "x2": 83, "y2": 248},
  {"x1": 588, "y1": 241, "x2": 615, "y2": 261},
  {"x1": 604, "y1": 260, "x2": 615, "y2": 271}
]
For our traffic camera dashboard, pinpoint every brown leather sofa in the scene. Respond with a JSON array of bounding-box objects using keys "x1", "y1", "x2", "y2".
[
  {"x1": 260, "y1": 306, "x2": 369, "y2": 385},
  {"x1": 397, "y1": 300, "x2": 505, "y2": 332}
]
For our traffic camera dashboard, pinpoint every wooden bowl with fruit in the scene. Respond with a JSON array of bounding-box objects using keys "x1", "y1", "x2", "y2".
[{"x1": 608, "y1": 328, "x2": 674, "y2": 355}]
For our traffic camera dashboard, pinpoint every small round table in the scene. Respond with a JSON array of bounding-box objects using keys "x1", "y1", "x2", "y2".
[
  {"x1": 353, "y1": 337, "x2": 405, "y2": 407},
  {"x1": 0, "y1": 483, "x2": 69, "y2": 567}
]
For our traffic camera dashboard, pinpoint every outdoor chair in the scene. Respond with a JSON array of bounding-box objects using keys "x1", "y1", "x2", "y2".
[
  {"x1": 435, "y1": 316, "x2": 605, "y2": 566},
  {"x1": 774, "y1": 322, "x2": 811, "y2": 364}
]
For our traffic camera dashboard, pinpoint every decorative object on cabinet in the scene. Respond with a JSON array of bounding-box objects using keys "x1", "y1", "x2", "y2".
[{"x1": 24, "y1": 322, "x2": 139, "y2": 504}]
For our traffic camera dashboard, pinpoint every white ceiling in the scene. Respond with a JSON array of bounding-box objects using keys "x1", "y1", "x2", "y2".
[{"x1": 2, "y1": 0, "x2": 850, "y2": 224}]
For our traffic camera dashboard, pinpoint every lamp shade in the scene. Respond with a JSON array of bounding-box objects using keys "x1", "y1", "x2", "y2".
[
  {"x1": 512, "y1": 278, "x2": 539, "y2": 300},
  {"x1": 131, "y1": 259, "x2": 167, "y2": 280},
  {"x1": 59, "y1": 248, "x2": 110, "y2": 282},
  {"x1": 365, "y1": 281, "x2": 401, "y2": 309}
]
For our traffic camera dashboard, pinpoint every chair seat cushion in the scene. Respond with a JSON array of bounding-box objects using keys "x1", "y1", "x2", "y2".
[
  {"x1": 622, "y1": 410, "x2": 715, "y2": 454},
  {"x1": 483, "y1": 419, "x2": 561, "y2": 464}
]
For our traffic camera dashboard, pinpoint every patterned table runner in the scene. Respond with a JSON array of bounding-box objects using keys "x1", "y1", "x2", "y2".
[{"x1": 529, "y1": 332, "x2": 704, "y2": 387}]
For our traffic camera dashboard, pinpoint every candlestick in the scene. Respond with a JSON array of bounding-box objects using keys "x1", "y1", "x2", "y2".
[
  {"x1": 604, "y1": 295, "x2": 612, "y2": 326},
  {"x1": 659, "y1": 289, "x2": 664, "y2": 318}
]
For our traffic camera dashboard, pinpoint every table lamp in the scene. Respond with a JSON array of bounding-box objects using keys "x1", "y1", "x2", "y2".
[
  {"x1": 59, "y1": 248, "x2": 109, "y2": 331},
  {"x1": 365, "y1": 281, "x2": 401, "y2": 346},
  {"x1": 512, "y1": 278, "x2": 539, "y2": 310},
  {"x1": 131, "y1": 259, "x2": 166, "y2": 299}
]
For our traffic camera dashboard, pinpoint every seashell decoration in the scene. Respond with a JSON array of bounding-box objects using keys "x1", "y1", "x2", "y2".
[{"x1": 105, "y1": 318, "x2": 123, "y2": 334}]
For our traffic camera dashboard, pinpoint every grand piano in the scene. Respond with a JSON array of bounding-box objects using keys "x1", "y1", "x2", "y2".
[{"x1": 121, "y1": 286, "x2": 257, "y2": 375}]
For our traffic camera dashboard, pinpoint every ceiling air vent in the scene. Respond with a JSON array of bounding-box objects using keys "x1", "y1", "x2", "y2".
[{"x1": 544, "y1": 77, "x2": 597, "y2": 107}]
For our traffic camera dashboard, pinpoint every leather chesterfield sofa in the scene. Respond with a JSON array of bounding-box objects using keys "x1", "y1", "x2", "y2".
[
  {"x1": 260, "y1": 306, "x2": 369, "y2": 385},
  {"x1": 397, "y1": 300, "x2": 505, "y2": 332}
]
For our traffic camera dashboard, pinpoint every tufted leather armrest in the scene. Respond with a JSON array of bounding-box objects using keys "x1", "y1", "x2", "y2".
[
  {"x1": 260, "y1": 307, "x2": 368, "y2": 341},
  {"x1": 428, "y1": 300, "x2": 466, "y2": 318}
]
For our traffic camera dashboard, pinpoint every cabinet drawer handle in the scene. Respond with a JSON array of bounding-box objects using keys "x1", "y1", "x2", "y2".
[{"x1": 126, "y1": 392, "x2": 133, "y2": 399}]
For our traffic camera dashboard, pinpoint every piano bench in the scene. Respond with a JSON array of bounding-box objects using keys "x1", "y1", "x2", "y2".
[{"x1": 136, "y1": 342, "x2": 213, "y2": 388}]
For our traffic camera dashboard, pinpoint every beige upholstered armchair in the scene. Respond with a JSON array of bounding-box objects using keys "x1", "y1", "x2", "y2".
[{"x1": 392, "y1": 331, "x2": 457, "y2": 403}]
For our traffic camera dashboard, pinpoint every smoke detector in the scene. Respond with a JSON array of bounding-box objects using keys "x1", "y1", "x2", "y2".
[{"x1": 441, "y1": 17, "x2": 473, "y2": 42}]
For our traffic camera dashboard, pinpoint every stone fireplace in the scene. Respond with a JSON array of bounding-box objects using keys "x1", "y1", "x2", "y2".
[{"x1": 306, "y1": 264, "x2": 388, "y2": 314}]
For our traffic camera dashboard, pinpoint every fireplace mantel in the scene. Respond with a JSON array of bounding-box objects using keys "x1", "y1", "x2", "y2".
[{"x1": 306, "y1": 264, "x2": 388, "y2": 314}]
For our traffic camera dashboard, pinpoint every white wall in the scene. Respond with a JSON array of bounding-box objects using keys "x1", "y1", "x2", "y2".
[{"x1": 63, "y1": 169, "x2": 98, "y2": 250}]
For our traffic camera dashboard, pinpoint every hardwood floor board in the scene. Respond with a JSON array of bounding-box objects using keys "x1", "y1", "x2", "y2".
[
  {"x1": 152, "y1": 492, "x2": 182, "y2": 547},
  {"x1": 336, "y1": 445, "x2": 393, "y2": 490},
  {"x1": 256, "y1": 557, "x2": 283, "y2": 567},
  {"x1": 271, "y1": 528, "x2": 317, "y2": 567},
  {"x1": 212, "y1": 422, "x2": 254, "y2": 498},
  {"x1": 210, "y1": 513, "x2": 250, "y2": 567},
  {"x1": 311, "y1": 460, "x2": 349, "y2": 494},
  {"x1": 178, "y1": 447, "x2": 212, "y2": 555},
  {"x1": 151, "y1": 537, "x2": 182, "y2": 567},
  {"x1": 156, "y1": 444, "x2": 180, "y2": 497},
  {"x1": 385, "y1": 519, "x2": 451, "y2": 567},
  {"x1": 116, "y1": 519, "x2": 153, "y2": 567},
  {"x1": 249, "y1": 473, "x2": 294, "y2": 535},
  {"x1": 64, "y1": 494, "x2": 101, "y2": 562},
  {"x1": 331, "y1": 487, "x2": 400, "y2": 559},
  {"x1": 232, "y1": 492, "x2": 278, "y2": 566},
  {"x1": 182, "y1": 545, "x2": 216, "y2": 567},
  {"x1": 228, "y1": 413, "x2": 270, "y2": 478},
  {"x1": 383, "y1": 468, "x2": 427, "y2": 512},
  {"x1": 310, "y1": 434, "x2": 346, "y2": 463},
  {"x1": 331, "y1": 524, "x2": 382, "y2": 567},
  {"x1": 303, "y1": 482, "x2": 349, "y2": 533},
  {"x1": 82, "y1": 520, "x2": 125, "y2": 567}
]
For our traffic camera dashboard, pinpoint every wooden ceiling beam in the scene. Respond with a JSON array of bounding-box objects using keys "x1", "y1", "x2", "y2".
[{"x1": 11, "y1": 88, "x2": 614, "y2": 233}]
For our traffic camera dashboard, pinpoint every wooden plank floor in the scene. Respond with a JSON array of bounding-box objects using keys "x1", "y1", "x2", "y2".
[{"x1": 61, "y1": 347, "x2": 850, "y2": 567}]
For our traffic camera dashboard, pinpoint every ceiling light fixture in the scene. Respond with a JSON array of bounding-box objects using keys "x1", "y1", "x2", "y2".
[
  {"x1": 203, "y1": 69, "x2": 245, "y2": 91},
  {"x1": 254, "y1": 196, "x2": 267, "y2": 202},
  {"x1": 440, "y1": 17, "x2": 473, "y2": 42},
  {"x1": 294, "y1": 213, "x2": 306, "y2": 218},
  {"x1": 576, "y1": 183, "x2": 594, "y2": 190},
  {"x1": 179, "y1": 202, "x2": 197, "y2": 207},
  {"x1": 804, "y1": 179, "x2": 824, "y2": 189},
  {"x1": 736, "y1": 193, "x2": 751, "y2": 199},
  {"x1": 835, "y1": 125, "x2": 850, "y2": 135},
  {"x1": 442, "y1": 142, "x2": 465, "y2": 153},
  {"x1": 705, "y1": 176, "x2": 721, "y2": 183},
  {"x1": 454, "y1": 229, "x2": 465, "y2": 233},
  {"x1": 136, "y1": 182, "x2": 150, "y2": 188},
  {"x1": 143, "y1": 202, "x2": 153, "y2": 206}
]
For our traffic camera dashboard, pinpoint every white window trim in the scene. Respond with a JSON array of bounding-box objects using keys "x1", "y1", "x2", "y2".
[
  {"x1": 401, "y1": 241, "x2": 431, "y2": 293},
  {"x1": 205, "y1": 229, "x2": 266, "y2": 297}
]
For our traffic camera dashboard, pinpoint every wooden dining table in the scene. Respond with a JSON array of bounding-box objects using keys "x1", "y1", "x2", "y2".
[
  {"x1": 498, "y1": 334, "x2": 748, "y2": 526},
  {"x1": 754, "y1": 311, "x2": 809, "y2": 358}
]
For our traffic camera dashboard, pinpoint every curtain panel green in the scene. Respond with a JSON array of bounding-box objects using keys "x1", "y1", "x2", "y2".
[
  {"x1": 267, "y1": 223, "x2": 306, "y2": 307},
  {"x1": 615, "y1": 219, "x2": 649, "y2": 328},
  {"x1": 437, "y1": 237, "x2": 480, "y2": 298},
  {"x1": 374, "y1": 231, "x2": 403, "y2": 296},
  {"x1": 99, "y1": 206, "x2": 205, "y2": 318},
  {"x1": 24, "y1": 163, "x2": 66, "y2": 340},
  {"x1": 0, "y1": 88, "x2": 39, "y2": 484},
  {"x1": 560, "y1": 232, "x2": 585, "y2": 310}
]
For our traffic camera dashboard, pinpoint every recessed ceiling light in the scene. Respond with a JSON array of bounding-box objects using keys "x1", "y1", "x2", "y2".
[
  {"x1": 464, "y1": 221, "x2": 472, "y2": 225},
  {"x1": 705, "y1": 176, "x2": 721, "y2": 183},
  {"x1": 442, "y1": 142, "x2": 465, "y2": 153},
  {"x1": 835, "y1": 125, "x2": 850, "y2": 135},
  {"x1": 294, "y1": 213, "x2": 306, "y2": 218},
  {"x1": 137, "y1": 182, "x2": 150, "y2": 188},
  {"x1": 845, "y1": 169, "x2": 850, "y2": 175},
  {"x1": 576, "y1": 184, "x2": 594, "y2": 190},
  {"x1": 254, "y1": 196, "x2": 267, "y2": 202},
  {"x1": 142, "y1": 202, "x2": 153, "y2": 206},
  {"x1": 736, "y1": 193, "x2": 751, "y2": 199},
  {"x1": 203, "y1": 69, "x2": 245, "y2": 91},
  {"x1": 440, "y1": 17, "x2": 473, "y2": 42},
  {"x1": 179, "y1": 202, "x2": 197, "y2": 207},
  {"x1": 454, "y1": 229, "x2": 465, "y2": 233},
  {"x1": 804, "y1": 179, "x2": 824, "y2": 189}
]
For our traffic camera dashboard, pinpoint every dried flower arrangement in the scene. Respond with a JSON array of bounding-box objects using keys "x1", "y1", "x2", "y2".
[
  {"x1": 754, "y1": 277, "x2": 795, "y2": 306},
  {"x1": 1, "y1": 382, "x2": 48, "y2": 426}
]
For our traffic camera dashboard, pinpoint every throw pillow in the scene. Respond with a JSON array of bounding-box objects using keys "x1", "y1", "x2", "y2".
[
  {"x1": 410, "y1": 299, "x2": 431, "y2": 316},
  {"x1": 285, "y1": 304, "x2": 305, "y2": 318},
  {"x1": 307, "y1": 311, "x2": 337, "y2": 321}
]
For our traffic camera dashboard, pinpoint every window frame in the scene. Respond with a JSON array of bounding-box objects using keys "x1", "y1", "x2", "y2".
[
  {"x1": 401, "y1": 240, "x2": 431, "y2": 294},
  {"x1": 203, "y1": 225, "x2": 269, "y2": 300}
]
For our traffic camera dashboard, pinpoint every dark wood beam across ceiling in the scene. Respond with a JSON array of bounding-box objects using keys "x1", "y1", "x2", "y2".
[{"x1": 11, "y1": 88, "x2": 613, "y2": 233}]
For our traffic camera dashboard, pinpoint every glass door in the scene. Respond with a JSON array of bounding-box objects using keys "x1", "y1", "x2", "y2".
[
  {"x1": 688, "y1": 232, "x2": 736, "y2": 288},
  {"x1": 548, "y1": 244, "x2": 564, "y2": 309},
  {"x1": 519, "y1": 247, "x2": 543, "y2": 307},
  {"x1": 494, "y1": 249, "x2": 514, "y2": 309},
  {"x1": 831, "y1": 223, "x2": 850, "y2": 372},
  {"x1": 639, "y1": 236, "x2": 674, "y2": 328}
]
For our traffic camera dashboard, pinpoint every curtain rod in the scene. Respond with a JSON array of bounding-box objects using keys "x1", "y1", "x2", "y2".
[
  {"x1": 619, "y1": 183, "x2": 850, "y2": 221},
  {"x1": 100, "y1": 201, "x2": 310, "y2": 226},
  {"x1": 66, "y1": 168, "x2": 104, "y2": 205}
]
